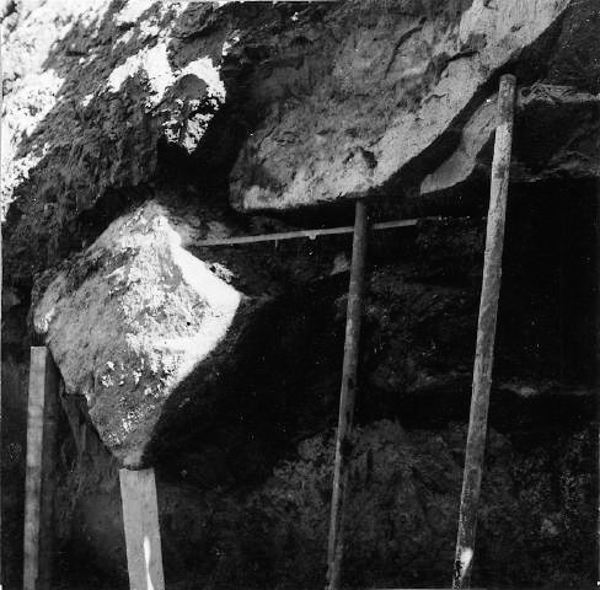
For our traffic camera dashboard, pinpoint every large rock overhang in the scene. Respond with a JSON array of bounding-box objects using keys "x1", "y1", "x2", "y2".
[
  {"x1": 229, "y1": 0, "x2": 599, "y2": 211},
  {"x1": 7, "y1": 0, "x2": 600, "y2": 469}
]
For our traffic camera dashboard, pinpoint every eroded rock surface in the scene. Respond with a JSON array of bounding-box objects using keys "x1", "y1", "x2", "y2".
[
  {"x1": 422, "y1": 84, "x2": 600, "y2": 196},
  {"x1": 4, "y1": 0, "x2": 599, "y2": 286},
  {"x1": 2, "y1": 0, "x2": 599, "y2": 588},
  {"x1": 3, "y1": 0, "x2": 229, "y2": 284},
  {"x1": 33, "y1": 201, "x2": 249, "y2": 466},
  {"x1": 230, "y1": 0, "x2": 580, "y2": 210}
]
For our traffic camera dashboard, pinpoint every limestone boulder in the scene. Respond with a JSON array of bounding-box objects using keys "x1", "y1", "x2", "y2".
[
  {"x1": 230, "y1": 0, "x2": 577, "y2": 210},
  {"x1": 33, "y1": 201, "x2": 252, "y2": 467},
  {"x1": 2, "y1": 0, "x2": 228, "y2": 284},
  {"x1": 4, "y1": 0, "x2": 599, "y2": 291}
]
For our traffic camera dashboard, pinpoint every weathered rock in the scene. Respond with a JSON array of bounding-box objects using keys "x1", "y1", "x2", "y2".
[
  {"x1": 33, "y1": 201, "x2": 250, "y2": 467},
  {"x1": 55, "y1": 418, "x2": 596, "y2": 589},
  {"x1": 421, "y1": 84, "x2": 600, "y2": 196},
  {"x1": 4, "y1": 0, "x2": 598, "y2": 288},
  {"x1": 230, "y1": 0, "x2": 575, "y2": 210},
  {"x1": 2, "y1": 1, "x2": 599, "y2": 588},
  {"x1": 3, "y1": 0, "x2": 229, "y2": 283}
]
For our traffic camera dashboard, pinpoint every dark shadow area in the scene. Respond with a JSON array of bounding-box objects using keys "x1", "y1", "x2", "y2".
[
  {"x1": 498, "y1": 179, "x2": 598, "y2": 387},
  {"x1": 2, "y1": 1, "x2": 598, "y2": 588},
  {"x1": 147, "y1": 271, "x2": 348, "y2": 488},
  {"x1": 113, "y1": 178, "x2": 596, "y2": 589},
  {"x1": 5, "y1": 174, "x2": 598, "y2": 589}
]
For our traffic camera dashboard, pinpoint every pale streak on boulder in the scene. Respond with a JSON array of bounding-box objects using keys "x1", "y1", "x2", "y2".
[
  {"x1": 33, "y1": 202, "x2": 243, "y2": 467},
  {"x1": 421, "y1": 84, "x2": 600, "y2": 195},
  {"x1": 420, "y1": 93, "x2": 497, "y2": 196},
  {"x1": 231, "y1": 0, "x2": 572, "y2": 211}
]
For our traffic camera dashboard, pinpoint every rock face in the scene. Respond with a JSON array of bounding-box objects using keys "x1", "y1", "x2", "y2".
[
  {"x1": 4, "y1": 0, "x2": 599, "y2": 287},
  {"x1": 421, "y1": 84, "x2": 600, "y2": 196},
  {"x1": 2, "y1": 0, "x2": 599, "y2": 588},
  {"x1": 52, "y1": 418, "x2": 596, "y2": 589},
  {"x1": 230, "y1": 0, "x2": 584, "y2": 210},
  {"x1": 3, "y1": 0, "x2": 228, "y2": 285},
  {"x1": 33, "y1": 202, "x2": 247, "y2": 466}
]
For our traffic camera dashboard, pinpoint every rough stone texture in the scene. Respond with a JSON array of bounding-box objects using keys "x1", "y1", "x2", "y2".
[
  {"x1": 33, "y1": 201, "x2": 250, "y2": 466},
  {"x1": 52, "y1": 418, "x2": 596, "y2": 590},
  {"x1": 421, "y1": 84, "x2": 600, "y2": 196},
  {"x1": 229, "y1": 0, "x2": 584, "y2": 210},
  {"x1": 18, "y1": 193, "x2": 600, "y2": 587},
  {"x1": 2, "y1": 0, "x2": 599, "y2": 588},
  {"x1": 4, "y1": 0, "x2": 599, "y2": 287},
  {"x1": 3, "y1": 0, "x2": 229, "y2": 284}
]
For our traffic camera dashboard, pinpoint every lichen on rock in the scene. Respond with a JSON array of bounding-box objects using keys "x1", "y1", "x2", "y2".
[
  {"x1": 230, "y1": 0, "x2": 584, "y2": 210},
  {"x1": 33, "y1": 201, "x2": 246, "y2": 467}
]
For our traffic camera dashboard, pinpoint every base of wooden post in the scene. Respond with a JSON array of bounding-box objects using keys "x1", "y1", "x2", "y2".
[{"x1": 119, "y1": 468, "x2": 165, "y2": 590}]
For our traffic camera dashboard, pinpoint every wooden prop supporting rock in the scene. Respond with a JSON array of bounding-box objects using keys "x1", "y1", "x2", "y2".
[
  {"x1": 0, "y1": 28, "x2": 4, "y2": 589},
  {"x1": 326, "y1": 199, "x2": 368, "y2": 590},
  {"x1": 119, "y1": 468, "x2": 165, "y2": 590},
  {"x1": 23, "y1": 347, "x2": 60, "y2": 590},
  {"x1": 597, "y1": 168, "x2": 600, "y2": 587},
  {"x1": 452, "y1": 74, "x2": 517, "y2": 589}
]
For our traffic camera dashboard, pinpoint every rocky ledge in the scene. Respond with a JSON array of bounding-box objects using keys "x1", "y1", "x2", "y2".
[{"x1": 1, "y1": 0, "x2": 598, "y2": 588}]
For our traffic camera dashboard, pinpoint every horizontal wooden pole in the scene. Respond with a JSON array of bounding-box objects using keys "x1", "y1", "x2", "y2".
[{"x1": 195, "y1": 217, "x2": 424, "y2": 247}]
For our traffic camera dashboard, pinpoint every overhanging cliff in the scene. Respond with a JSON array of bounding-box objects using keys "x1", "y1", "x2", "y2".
[{"x1": 1, "y1": 1, "x2": 598, "y2": 589}]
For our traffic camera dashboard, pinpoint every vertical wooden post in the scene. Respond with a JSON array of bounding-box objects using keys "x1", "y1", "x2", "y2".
[
  {"x1": 23, "y1": 347, "x2": 60, "y2": 590},
  {"x1": 452, "y1": 74, "x2": 516, "y2": 589},
  {"x1": 119, "y1": 468, "x2": 165, "y2": 590},
  {"x1": 596, "y1": 166, "x2": 600, "y2": 589},
  {"x1": 326, "y1": 199, "x2": 368, "y2": 590},
  {"x1": 0, "y1": 25, "x2": 4, "y2": 589}
]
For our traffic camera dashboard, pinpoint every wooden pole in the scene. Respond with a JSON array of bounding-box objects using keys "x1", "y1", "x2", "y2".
[
  {"x1": 326, "y1": 199, "x2": 368, "y2": 590},
  {"x1": 452, "y1": 74, "x2": 516, "y2": 589},
  {"x1": 0, "y1": 25, "x2": 4, "y2": 588},
  {"x1": 196, "y1": 217, "x2": 417, "y2": 247},
  {"x1": 119, "y1": 468, "x2": 165, "y2": 590},
  {"x1": 23, "y1": 347, "x2": 60, "y2": 590},
  {"x1": 596, "y1": 163, "x2": 600, "y2": 588},
  {"x1": 37, "y1": 353, "x2": 59, "y2": 590}
]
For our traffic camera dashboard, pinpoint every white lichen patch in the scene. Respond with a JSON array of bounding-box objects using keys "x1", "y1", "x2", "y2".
[
  {"x1": 114, "y1": 28, "x2": 135, "y2": 47},
  {"x1": 81, "y1": 93, "x2": 95, "y2": 107},
  {"x1": 107, "y1": 42, "x2": 173, "y2": 100},
  {"x1": 107, "y1": 43, "x2": 225, "y2": 111},
  {"x1": 114, "y1": 0, "x2": 188, "y2": 27},
  {"x1": 34, "y1": 201, "x2": 244, "y2": 465},
  {"x1": 181, "y1": 57, "x2": 226, "y2": 101},
  {"x1": 221, "y1": 33, "x2": 241, "y2": 58},
  {"x1": 113, "y1": 0, "x2": 156, "y2": 25},
  {"x1": 100, "y1": 374, "x2": 114, "y2": 388},
  {"x1": 1, "y1": 70, "x2": 65, "y2": 209},
  {"x1": 1, "y1": 0, "x2": 111, "y2": 207},
  {"x1": 8, "y1": 71, "x2": 65, "y2": 137}
]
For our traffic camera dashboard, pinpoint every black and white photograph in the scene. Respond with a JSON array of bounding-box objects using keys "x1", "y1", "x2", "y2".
[{"x1": 0, "y1": 0, "x2": 598, "y2": 588}]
